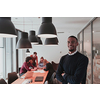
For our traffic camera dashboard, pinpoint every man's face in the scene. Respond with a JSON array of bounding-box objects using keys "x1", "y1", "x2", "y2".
[
  {"x1": 67, "y1": 37, "x2": 78, "y2": 53},
  {"x1": 40, "y1": 58, "x2": 44, "y2": 62},
  {"x1": 29, "y1": 59, "x2": 33, "y2": 64},
  {"x1": 33, "y1": 54, "x2": 37, "y2": 57}
]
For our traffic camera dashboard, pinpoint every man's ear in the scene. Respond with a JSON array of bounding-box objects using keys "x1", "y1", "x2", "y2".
[{"x1": 77, "y1": 42, "x2": 79, "y2": 46}]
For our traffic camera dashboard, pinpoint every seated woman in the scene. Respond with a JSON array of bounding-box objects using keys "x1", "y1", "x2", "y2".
[
  {"x1": 43, "y1": 59, "x2": 55, "y2": 83},
  {"x1": 38, "y1": 57, "x2": 46, "y2": 68},
  {"x1": 19, "y1": 56, "x2": 37, "y2": 76}
]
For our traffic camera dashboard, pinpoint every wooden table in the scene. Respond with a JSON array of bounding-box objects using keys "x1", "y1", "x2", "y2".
[{"x1": 12, "y1": 70, "x2": 48, "y2": 84}]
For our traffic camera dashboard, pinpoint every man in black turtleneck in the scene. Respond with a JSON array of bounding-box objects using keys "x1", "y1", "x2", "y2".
[{"x1": 56, "y1": 36, "x2": 89, "y2": 84}]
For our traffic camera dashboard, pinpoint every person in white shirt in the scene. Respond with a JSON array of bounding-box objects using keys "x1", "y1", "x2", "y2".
[{"x1": 38, "y1": 57, "x2": 46, "y2": 69}]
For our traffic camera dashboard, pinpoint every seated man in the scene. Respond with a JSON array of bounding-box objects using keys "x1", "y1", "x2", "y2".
[{"x1": 20, "y1": 56, "x2": 37, "y2": 76}]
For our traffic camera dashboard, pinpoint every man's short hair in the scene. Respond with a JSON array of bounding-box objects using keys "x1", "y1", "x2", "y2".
[
  {"x1": 33, "y1": 52, "x2": 37, "y2": 54},
  {"x1": 68, "y1": 35, "x2": 78, "y2": 42},
  {"x1": 40, "y1": 57, "x2": 44, "y2": 59},
  {"x1": 25, "y1": 56, "x2": 32, "y2": 62}
]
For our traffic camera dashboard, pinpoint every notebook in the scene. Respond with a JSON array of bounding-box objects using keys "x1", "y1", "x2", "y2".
[{"x1": 35, "y1": 76, "x2": 44, "y2": 82}]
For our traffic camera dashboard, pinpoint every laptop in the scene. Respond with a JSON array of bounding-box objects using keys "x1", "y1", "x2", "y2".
[{"x1": 35, "y1": 76, "x2": 44, "y2": 82}]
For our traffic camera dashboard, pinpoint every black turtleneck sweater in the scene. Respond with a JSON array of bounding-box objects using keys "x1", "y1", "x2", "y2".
[{"x1": 56, "y1": 51, "x2": 89, "y2": 84}]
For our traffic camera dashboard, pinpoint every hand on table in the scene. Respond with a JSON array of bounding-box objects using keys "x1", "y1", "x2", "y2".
[
  {"x1": 42, "y1": 67, "x2": 46, "y2": 69},
  {"x1": 31, "y1": 67, "x2": 37, "y2": 71},
  {"x1": 36, "y1": 65, "x2": 44, "y2": 70},
  {"x1": 37, "y1": 65, "x2": 40, "y2": 69}
]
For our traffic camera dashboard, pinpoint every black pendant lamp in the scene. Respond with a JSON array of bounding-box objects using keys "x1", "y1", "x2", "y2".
[
  {"x1": 34, "y1": 36, "x2": 43, "y2": 45},
  {"x1": 38, "y1": 17, "x2": 57, "y2": 38},
  {"x1": 26, "y1": 49, "x2": 30, "y2": 54},
  {"x1": 0, "y1": 17, "x2": 17, "y2": 37},
  {"x1": 28, "y1": 30, "x2": 38, "y2": 44},
  {"x1": 16, "y1": 32, "x2": 32, "y2": 49},
  {"x1": 45, "y1": 37, "x2": 59, "y2": 45}
]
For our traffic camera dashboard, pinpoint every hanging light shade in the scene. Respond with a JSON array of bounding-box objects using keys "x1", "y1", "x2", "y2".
[
  {"x1": 37, "y1": 17, "x2": 57, "y2": 38},
  {"x1": 28, "y1": 30, "x2": 38, "y2": 44},
  {"x1": 34, "y1": 36, "x2": 43, "y2": 45},
  {"x1": 45, "y1": 37, "x2": 59, "y2": 46},
  {"x1": 16, "y1": 32, "x2": 32, "y2": 49},
  {"x1": 0, "y1": 17, "x2": 17, "y2": 37},
  {"x1": 26, "y1": 49, "x2": 30, "y2": 54}
]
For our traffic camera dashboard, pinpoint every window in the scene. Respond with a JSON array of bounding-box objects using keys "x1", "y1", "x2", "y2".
[
  {"x1": 0, "y1": 37, "x2": 3, "y2": 78},
  {"x1": 6, "y1": 38, "x2": 12, "y2": 78},
  {"x1": 0, "y1": 37, "x2": 17, "y2": 79}
]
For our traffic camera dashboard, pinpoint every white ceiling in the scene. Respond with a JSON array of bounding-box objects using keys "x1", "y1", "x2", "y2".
[{"x1": 11, "y1": 17, "x2": 93, "y2": 36}]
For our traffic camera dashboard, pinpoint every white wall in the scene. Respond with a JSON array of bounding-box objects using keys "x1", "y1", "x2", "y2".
[
  {"x1": 18, "y1": 49, "x2": 26, "y2": 67},
  {"x1": 20, "y1": 33, "x2": 77, "y2": 64}
]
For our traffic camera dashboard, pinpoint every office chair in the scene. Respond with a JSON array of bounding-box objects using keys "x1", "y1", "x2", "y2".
[
  {"x1": 0, "y1": 78, "x2": 7, "y2": 84},
  {"x1": 8, "y1": 72, "x2": 18, "y2": 84},
  {"x1": 48, "y1": 72, "x2": 56, "y2": 84},
  {"x1": 49, "y1": 72, "x2": 62, "y2": 84}
]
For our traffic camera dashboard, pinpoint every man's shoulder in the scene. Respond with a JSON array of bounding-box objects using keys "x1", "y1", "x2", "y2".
[
  {"x1": 23, "y1": 62, "x2": 26, "y2": 64},
  {"x1": 47, "y1": 62, "x2": 52, "y2": 65},
  {"x1": 77, "y1": 52, "x2": 88, "y2": 60},
  {"x1": 30, "y1": 55, "x2": 33, "y2": 57},
  {"x1": 62, "y1": 54, "x2": 67, "y2": 57},
  {"x1": 23, "y1": 62, "x2": 27, "y2": 66},
  {"x1": 61, "y1": 54, "x2": 68, "y2": 60},
  {"x1": 30, "y1": 55, "x2": 35, "y2": 59}
]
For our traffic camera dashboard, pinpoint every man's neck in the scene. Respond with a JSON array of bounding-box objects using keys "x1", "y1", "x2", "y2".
[
  {"x1": 69, "y1": 50, "x2": 76, "y2": 54},
  {"x1": 68, "y1": 50, "x2": 77, "y2": 55}
]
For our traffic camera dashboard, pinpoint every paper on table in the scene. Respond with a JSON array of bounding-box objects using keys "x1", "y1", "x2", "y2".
[
  {"x1": 20, "y1": 76, "x2": 25, "y2": 79},
  {"x1": 33, "y1": 70, "x2": 45, "y2": 73},
  {"x1": 39, "y1": 70, "x2": 45, "y2": 73}
]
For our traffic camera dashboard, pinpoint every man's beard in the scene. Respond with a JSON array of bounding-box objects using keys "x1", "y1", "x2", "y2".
[{"x1": 69, "y1": 49, "x2": 74, "y2": 52}]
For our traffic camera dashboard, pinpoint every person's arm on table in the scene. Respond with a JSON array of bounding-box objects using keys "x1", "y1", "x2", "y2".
[
  {"x1": 42, "y1": 66, "x2": 46, "y2": 70},
  {"x1": 31, "y1": 63, "x2": 37, "y2": 71},
  {"x1": 30, "y1": 63, "x2": 35, "y2": 69},
  {"x1": 63, "y1": 57, "x2": 88, "y2": 84},
  {"x1": 31, "y1": 67, "x2": 37, "y2": 71},
  {"x1": 24, "y1": 63, "x2": 31, "y2": 71}
]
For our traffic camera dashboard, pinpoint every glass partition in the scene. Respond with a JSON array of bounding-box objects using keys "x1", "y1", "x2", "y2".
[
  {"x1": 84, "y1": 24, "x2": 91, "y2": 84},
  {"x1": 93, "y1": 18, "x2": 100, "y2": 84},
  {"x1": 79, "y1": 32, "x2": 83, "y2": 53}
]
